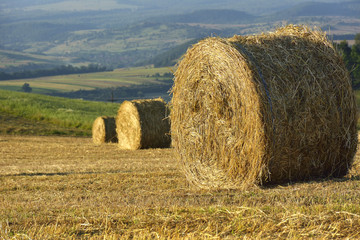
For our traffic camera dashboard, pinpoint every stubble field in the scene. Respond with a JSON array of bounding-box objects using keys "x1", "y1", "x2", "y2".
[{"x1": 1, "y1": 135, "x2": 360, "y2": 239}]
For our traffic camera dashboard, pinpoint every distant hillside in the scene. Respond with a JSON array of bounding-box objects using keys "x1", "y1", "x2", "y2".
[
  {"x1": 2, "y1": 0, "x2": 342, "y2": 16},
  {"x1": 1, "y1": 0, "x2": 358, "y2": 71},
  {"x1": 272, "y1": 1, "x2": 360, "y2": 18},
  {"x1": 0, "y1": 50, "x2": 71, "y2": 72},
  {"x1": 151, "y1": 9, "x2": 257, "y2": 24},
  {"x1": 141, "y1": 38, "x2": 200, "y2": 67}
]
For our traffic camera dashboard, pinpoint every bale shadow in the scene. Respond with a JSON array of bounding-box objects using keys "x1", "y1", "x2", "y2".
[{"x1": 261, "y1": 175, "x2": 360, "y2": 189}]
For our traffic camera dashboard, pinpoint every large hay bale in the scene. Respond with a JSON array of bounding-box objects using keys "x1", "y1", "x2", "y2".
[
  {"x1": 171, "y1": 25, "x2": 358, "y2": 189},
  {"x1": 92, "y1": 116, "x2": 118, "y2": 144},
  {"x1": 116, "y1": 98, "x2": 171, "y2": 150}
]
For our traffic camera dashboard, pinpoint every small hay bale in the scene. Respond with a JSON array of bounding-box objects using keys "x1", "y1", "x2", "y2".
[
  {"x1": 116, "y1": 98, "x2": 171, "y2": 150},
  {"x1": 171, "y1": 25, "x2": 358, "y2": 189},
  {"x1": 92, "y1": 116, "x2": 118, "y2": 144}
]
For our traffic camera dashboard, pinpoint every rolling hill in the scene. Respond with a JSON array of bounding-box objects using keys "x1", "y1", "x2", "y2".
[
  {"x1": 150, "y1": 9, "x2": 256, "y2": 24},
  {"x1": 0, "y1": 0, "x2": 346, "y2": 16},
  {"x1": 271, "y1": 1, "x2": 360, "y2": 18},
  {"x1": 0, "y1": 49, "x2": 72, "y2": 72},
  {"x1": 0, "y1": 0, "x2": 359, "y2": 72}
]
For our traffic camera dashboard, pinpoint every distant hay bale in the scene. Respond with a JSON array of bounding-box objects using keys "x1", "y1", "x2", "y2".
[
  {"x1": 92, "y1": 116, "x2": 118, "y2": 144},
  {"x1": 171, "y1": 25, "x2": 358, "y2": 189},
  {"x1": 116, "y1": 98, "x2": 171, "y2": 150}
]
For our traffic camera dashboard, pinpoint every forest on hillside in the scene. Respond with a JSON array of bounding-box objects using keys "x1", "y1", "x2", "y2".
[
  {"x1": 0, "y1": 64, "x2": 110, "y2": 81},
  {"x1": 336, "y1": 33, "x2": 360, "y2": 88}
]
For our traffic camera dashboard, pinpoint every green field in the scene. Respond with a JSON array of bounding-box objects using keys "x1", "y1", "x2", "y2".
[
  {"x1": 0, "y1": 67, "x2": 174, "y2": 95},
  {"x1": 0, "y1": 89, "x2": 119, "y2": 136}
]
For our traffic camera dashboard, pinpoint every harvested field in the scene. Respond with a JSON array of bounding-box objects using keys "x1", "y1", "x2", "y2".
[{"x1": 0, "y1": 135, "x2": 360, "y2": 239}]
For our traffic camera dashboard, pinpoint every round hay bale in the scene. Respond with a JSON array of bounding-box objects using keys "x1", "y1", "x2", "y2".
[
  {"x1": 92, "y1": 116, "x2": 118, "y2": 144},
  {"x1": 116, "y1": 98, "x2": 171, "y2": 150},
  {"x1": 171, "y1": 25, "x2": 358, "y2": 189}
]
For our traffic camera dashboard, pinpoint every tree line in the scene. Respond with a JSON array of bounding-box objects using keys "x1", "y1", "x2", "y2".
[
  {"x1": 335, "y1": 33, "x2": 360, "y2": 89},
  {"x1": 0, "y1": 64, "x2": 110, "y2": 81}
]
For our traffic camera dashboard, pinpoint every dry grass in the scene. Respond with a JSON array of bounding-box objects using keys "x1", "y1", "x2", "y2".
[{"x1": 0, "y1": 134, "x2": 360, "y2": 239}]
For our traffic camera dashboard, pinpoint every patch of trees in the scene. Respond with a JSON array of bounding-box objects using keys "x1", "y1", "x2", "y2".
[
  {"x1": 0, "y1": 63, "x2": 57, "y2": 74},
  {"x1": 21, "y1": 83, "x2": 32, "y2": 93},
  {"x1": 0, "y1": 64, "x2": 111, "y2": 81},
  {"x1": 335, "y1": 33, "x2": 360, "y2": 89}
]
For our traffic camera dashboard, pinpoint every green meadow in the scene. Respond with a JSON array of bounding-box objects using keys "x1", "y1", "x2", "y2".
[{"x1": 0, "y1": 89, "x2": 119, "y2": 135}]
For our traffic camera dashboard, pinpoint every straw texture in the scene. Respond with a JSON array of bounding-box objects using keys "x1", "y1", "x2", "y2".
[
  {"x1": 116, "y1": 98, "x2": 171, "y2": 150},
  {"x1": 171, "y1": 25, "x2": 358, "y2": 189},
  {"x1": 92, "y1": 116, "x2": 118, "y2": 144}
]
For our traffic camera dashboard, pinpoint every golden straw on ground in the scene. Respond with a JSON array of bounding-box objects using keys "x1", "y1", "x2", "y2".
[
  {"x1": 116, "y1": 98, "x2": 171, "y2": 150},
  {"x1": 171, "y1": 25, "x2": 358, "y2": 189},
  {"x1": 92, "y1": 116, "x2": 118, "y2": 144}
]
